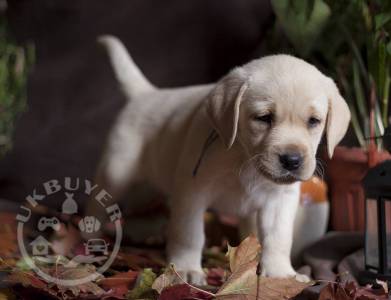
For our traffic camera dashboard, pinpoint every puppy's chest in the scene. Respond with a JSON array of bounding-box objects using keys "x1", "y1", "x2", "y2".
[{"x1": 209, "y1": 174, "x2": 277, "y2": 217}]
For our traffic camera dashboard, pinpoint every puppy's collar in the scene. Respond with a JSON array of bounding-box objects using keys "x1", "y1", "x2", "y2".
[{"x1": 192, "y1": 129, "x2": 218, "y2": 177}]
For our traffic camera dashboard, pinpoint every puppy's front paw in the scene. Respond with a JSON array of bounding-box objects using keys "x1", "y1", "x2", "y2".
[
  {"x1": 261, "y1": 260, "x2": 311, "y2": 283},
  {"x1": 261, "y1": 258, "x2": 296, "y2": 278},
  {"x1": 175, "y1": 269, "x2": 207, "y2": 286},
  {"x1": 261, "y1": 266, "x2": 296, "y2": 278},
  {"x1": 294, "y1": 273, "x2": 311, "y2": 283}
]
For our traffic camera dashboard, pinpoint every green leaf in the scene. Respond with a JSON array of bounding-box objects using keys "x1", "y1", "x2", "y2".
[
  {"x1": 0, "y1": 19, "x2": 33, "y2": 158},
  {"x1": 375, "y1": 12, "x2": 391, "y2": 30},
  {"x1": 348, "y1": 103, "x2": 366, "y2": 148},
  {"x1": 387, "y1": 41, "x2": 391, "y2": 56},
  {"x1": 127, "y1": 268, "x2": 157, "y2": 299},
  {"x1": 352, "y1": 61, "x2": 368, "y2": 121},
  {"x1": 382, "y1": 75, "x2": 390, "y2": 126},
  {"x1": 271, "y1": 0, "x2": 331, "y2": 56},
  {"x1": 305, "y1": 0, "x2": 316, "y2": 20}
]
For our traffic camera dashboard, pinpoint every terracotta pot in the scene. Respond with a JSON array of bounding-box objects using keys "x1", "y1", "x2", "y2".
[{"x1": 325, "y1": 146, "x2": 391, "y2": 231}]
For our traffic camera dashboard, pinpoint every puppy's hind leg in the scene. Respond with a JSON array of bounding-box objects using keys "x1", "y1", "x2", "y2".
[{"x1": 85, "y1": 128, "x2": 143, "y2": 229}]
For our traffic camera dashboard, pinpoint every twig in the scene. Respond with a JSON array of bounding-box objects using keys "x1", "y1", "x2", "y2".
[{"x1": 170, "y1": 264, "x2": 216, "y2": 298}]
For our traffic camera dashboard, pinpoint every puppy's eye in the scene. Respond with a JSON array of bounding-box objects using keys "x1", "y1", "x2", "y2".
[
  {"x1": 308, "y1": 117, "x2": 321, "y2": 128},
  {"x1": 253, "y1": 114, "x2": 273, "y2": 125}
]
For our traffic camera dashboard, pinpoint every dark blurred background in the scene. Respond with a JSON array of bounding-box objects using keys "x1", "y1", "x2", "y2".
[{"x1": 0, "y1": 0, "x2": 273, "y2": 208}]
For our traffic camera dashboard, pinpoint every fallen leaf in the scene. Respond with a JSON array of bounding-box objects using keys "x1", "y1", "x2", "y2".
[
  {"x1": 152, "y1": 265, "x2": 178, "y2": 294},
  {"x1": 216, "y1": 259, "x2": 258, "y2": 297},
  {"x1": 216, "y1": 236, "x2": 313, "y2": 300},
  {"x1": 207, "y1": 267, "x2": 226, "y2": 286},
  {"x1": 127, "y1": 268, "x2": 157, "y2": 299},
  {"x1": 99, "y1": 270, "x2": 138, "y2": 299},
  {"x1": 247, "y1": 276, "x2": 314, "y2": 300},
  {"x1": 319, "y1": 281, "x2": 390, "y2": 300},
  {"x1": 159, "y1": 284, "x2": 213, "y2": 300},
  {"x1": 6, "y1": 270, "x2": 48, "y2": 290},
  {"x1": 46, "y1": 264, "x2": 105, "y2": 297},
  {"x1": 7, "y1": 264, "x2": 106, "y2": 299},
  {"x1": 6, "y1": 270, "x2": 60, "y2": 299},
  {"x1": 226, "y1": 235, "x2": 260, "y2": 273}
]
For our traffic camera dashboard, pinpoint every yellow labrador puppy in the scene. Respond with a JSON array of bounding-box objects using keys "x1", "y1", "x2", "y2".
[{"x1": 96, "y1": 36, "x2": 350, "y2": 284}]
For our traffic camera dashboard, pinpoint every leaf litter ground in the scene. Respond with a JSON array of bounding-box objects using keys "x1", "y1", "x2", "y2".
[{"x1": 0, "y1": 212, "x2": 388, "y2": 300}]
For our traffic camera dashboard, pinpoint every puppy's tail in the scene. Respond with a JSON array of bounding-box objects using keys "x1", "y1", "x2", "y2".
[{"x1": 98, "y1": 35, "x2": 155, "y2": 98}]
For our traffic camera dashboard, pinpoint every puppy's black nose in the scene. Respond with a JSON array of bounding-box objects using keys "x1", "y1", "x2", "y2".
[{"x1": 279, "y1": 153, "x2": 302, "y2": 171}]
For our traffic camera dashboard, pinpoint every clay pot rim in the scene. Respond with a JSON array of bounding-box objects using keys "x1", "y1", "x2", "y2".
[{"x1": 331, "y1": 146, "x2": 391, "y2": 164}]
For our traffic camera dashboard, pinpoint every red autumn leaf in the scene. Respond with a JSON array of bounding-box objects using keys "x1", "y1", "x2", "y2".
[
  {"x1": 6, "y1": 270, "x2": 48, "y2": 290},
  {"x1": 319, "y1": 281, "x2": 389, "y2": 300},
  {"x1": 6, "y1": 270, "x2": 61, "y2": 299},
  {"x1": 99, "y1": 270, "x2": 139, "y2": 299},
  {"x1": 207, "y1": 267, "x2": 226, "y2": 286},
  {"x1": 159, "y1": 284, "x2": 213, "y2": 300}
]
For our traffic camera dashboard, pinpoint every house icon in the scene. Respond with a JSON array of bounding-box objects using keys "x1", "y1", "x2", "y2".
[{"x1": 30, "y1": 236, "x2": 51, "y2": 256}]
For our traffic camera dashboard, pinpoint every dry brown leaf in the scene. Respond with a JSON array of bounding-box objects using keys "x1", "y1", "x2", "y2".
[
  {"x1": 47, "y1": 264, "x2": 105, "y2": 297},
  {"x1": 247, "y1": 276, "x2": 314, "y2": 300},
  {"x1": 226, "y1": 235, "x2": 260, "y2": 273},
  {"x1": 216, "y1": 262, "x2": 312, "y2": 300},
  {"x1": 8, "y1": 264, "x2": 105, "y2": 298},
  {"x1": 152, "y1": 265, "x2": 178, "y2": 294},
  {"x1": 216, "y1": 236, "x2": 313, "y2": 300},
  {"x1": 216, "y1": 260, "x2": 258, "y2": 297}
]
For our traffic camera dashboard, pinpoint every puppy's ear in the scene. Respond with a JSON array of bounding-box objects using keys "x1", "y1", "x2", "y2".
[
  {"x1": 326, "y1": 82, "x2": 351, "y2": 158},
  {"x1": 206, "y1": 70, "x2": 248, "y2": 148}
]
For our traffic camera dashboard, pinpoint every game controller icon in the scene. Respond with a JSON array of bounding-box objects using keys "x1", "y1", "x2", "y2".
[{"x1": 38, "y1": 217, "x2": 61, "y2": 231}]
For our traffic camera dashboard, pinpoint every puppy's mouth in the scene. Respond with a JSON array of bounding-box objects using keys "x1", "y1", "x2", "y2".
[{"x1": 255, "y1": 163, "x2": 301, "y2": 184}]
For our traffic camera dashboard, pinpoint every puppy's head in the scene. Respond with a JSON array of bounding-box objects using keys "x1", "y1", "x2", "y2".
[{"x1": 206, "y1": 55, "x2": 350, "y2": 183}]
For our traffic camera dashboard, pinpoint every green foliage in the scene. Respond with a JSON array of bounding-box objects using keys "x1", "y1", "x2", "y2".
[
  {"x1": 271, "y1": 0, "x2": 331, "y2": 57},
  {"x1": 271, "y1": 0, "x2": 391, "y2": 149},
  {"x1": 0, "y1": 17, "x2": 33, "y2": 157}
]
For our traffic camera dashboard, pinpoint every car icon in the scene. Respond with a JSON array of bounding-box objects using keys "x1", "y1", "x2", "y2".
[{"x1": 84, "y1": 239, "x2": 109, "y2": 256}]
